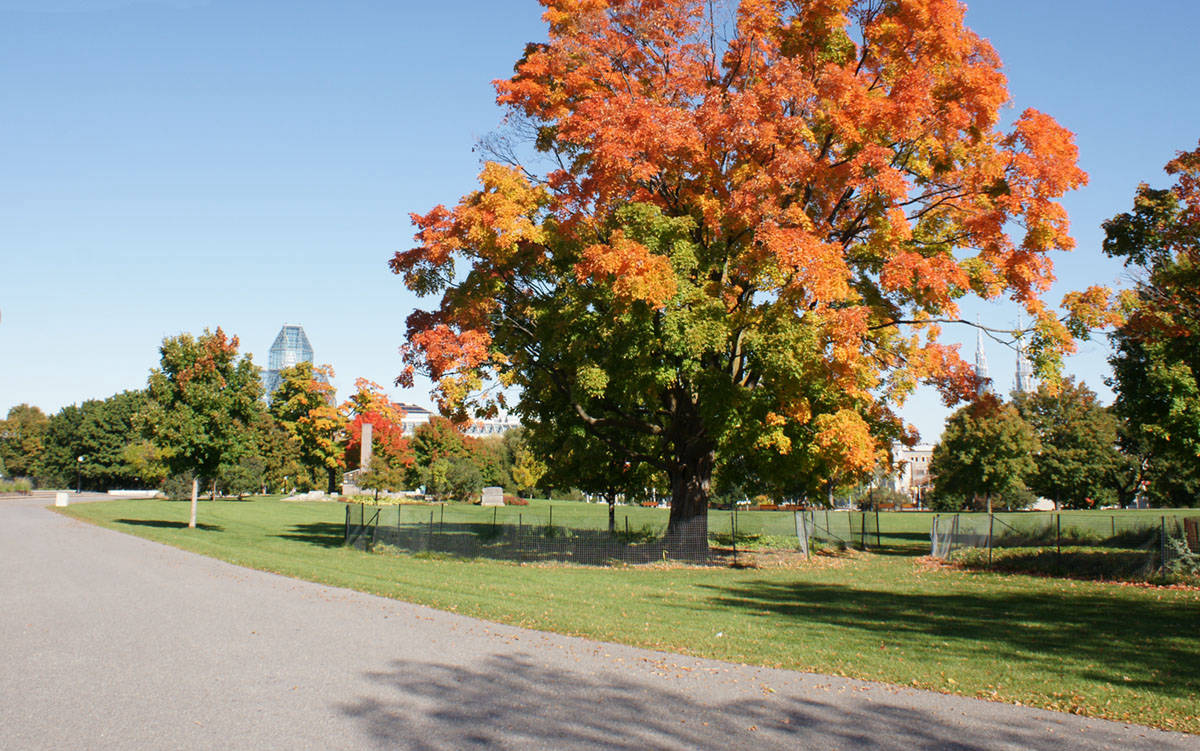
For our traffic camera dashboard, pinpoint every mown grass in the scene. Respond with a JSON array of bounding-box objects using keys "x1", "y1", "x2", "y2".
[{"x1": 60, "y1": 497, "x2": 1200, "y2": 734}]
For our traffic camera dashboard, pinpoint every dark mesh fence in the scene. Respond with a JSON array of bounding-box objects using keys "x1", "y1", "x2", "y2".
[
  {"x1": 930, "y1": 512, "x2": 1199, "y2": 579},
  {"x1": 798, "y1": 509, "x2": 880, "y2": 550},
  {"x1": 345, "y1": 503, "x2": 712, "y2": 564}
]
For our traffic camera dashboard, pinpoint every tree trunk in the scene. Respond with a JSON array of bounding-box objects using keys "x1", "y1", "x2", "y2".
[
  {"x1": 664, "y1": 395, "x2": 715, "y2": 555},
  {"x1": 607, "y1": 492, "x2": 616, "y2": 535},
  {"x1": 666, "y1": 447, "x2": 714, "y2": 555},
  {"x1": 189, "y1": 477, "x2": 198, "y2": 529},
  {"x1": 327, "y1": 468, "x2": 338, "y2": 495}
]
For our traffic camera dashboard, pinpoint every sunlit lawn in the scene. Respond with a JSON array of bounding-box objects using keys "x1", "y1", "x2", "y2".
[{"x1": 61, "y1": 497, "x2": 1200, "y2": 734}]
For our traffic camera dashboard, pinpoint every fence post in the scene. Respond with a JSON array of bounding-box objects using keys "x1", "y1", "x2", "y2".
[
  {"x1": 988, "y1": 513, "x2": 994, "y2": 568},
  {"x1": 344, "y1": 503, "x2": 350, "y2": 546},
  {"x1": 731, "y1": 509, "x2": 737, "y2": 562},
  {"x1": 429, "y1": 509, "x2": 435, "y2": 549},
  {"x1": 549, "y1": 504, "x2": 553, "y2": 530},
  {"x1": 440, "y1": 502, "x2": 444, "y2": 528},
  {"x1": 1161, "y1": 516, "x2": 1167, "y2": 573},
  {"x1": 797, "y1": 511, "x2": 810, "y2": 559},
  {"x1": 931, "y1": 514, "x2": 938, "y2": 557},
  {"x1": 875, "y1": 508, "x2": 881, "y2": 549},
  {"x1": 492, "y1": 507, "x2": 498, "y2": 530},
  {"x1": 1056, "y1": 514, "x2": 1062, "y2": 571},
  {"x1": 1111, "y1": 515, "x2": 1116, "y2": 539}
]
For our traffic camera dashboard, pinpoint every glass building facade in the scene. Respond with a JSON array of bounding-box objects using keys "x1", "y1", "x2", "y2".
[{"x1": 263, "y1": 325, "x2": 315, "y2": 401}]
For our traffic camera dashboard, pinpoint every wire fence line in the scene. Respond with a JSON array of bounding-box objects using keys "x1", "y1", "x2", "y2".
[
  {"x1": 344, "y1": 502, "x2": 1199, "y2": 579},
  {"x1": 345, "y1": 503, "x2": 713, "y2": 564},
  {"x1": 930, "y1": 512, "x2": 1200, "y2": 578},
  {"x1": 344, "y1": 504, "x2": 894, "y2": 564}
]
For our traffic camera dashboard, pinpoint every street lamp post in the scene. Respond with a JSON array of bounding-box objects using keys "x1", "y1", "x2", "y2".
[{"x1": 76, "y1": 455, "x2": 85, "y2": 494}]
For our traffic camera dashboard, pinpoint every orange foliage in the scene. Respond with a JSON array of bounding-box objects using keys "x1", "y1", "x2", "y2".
[
  {"x1": 576, "y1": 230, "x2": 677, "y2": 308},
  {"x1": 342, "y1": 378, "x2": 411, "y2": 469},
  {"x1": 395, "y1": 0, "x2": 1091, "y2": 450}
]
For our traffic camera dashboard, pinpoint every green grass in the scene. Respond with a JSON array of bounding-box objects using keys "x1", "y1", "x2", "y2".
[{"x1": 60, "y1": 498, "x2": 1200, "y2": 734}]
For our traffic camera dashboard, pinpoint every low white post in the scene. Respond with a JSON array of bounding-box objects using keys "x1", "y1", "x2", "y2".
[{"x1": 55, "y1": 492, "x2": 69, "y2": 507}]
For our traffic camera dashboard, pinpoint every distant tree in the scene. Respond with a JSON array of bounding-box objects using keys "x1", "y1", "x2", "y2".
[
  {"x1": 1104, "y1": 142, "x2": 1200, "y2": 507},
  {"x1": 251, "y1": 413, "x2": 311, "y2": 493},
  {"x1": 358, "y1": 456, "x2": 408, "y2": 501},
  {"x1": 218, "y1": 456, "x2": 266, "y2": 500},
  {"x1": 269, "y1": 362, "x2": 346, "y2": 494},
  {"x1": 409, "y1": 416, "x2": 468, "y2": 497},
  {"x1": 467, "y1": 436, "x2": 512, "y2": 491},
  {"x1": 141, "y1": 328, "x2": 263, "y2": 527},
  {"x1": 341, "y1": 378, "x2": 412, "y2": 472},
  {"x1": 39, "y1": 404, "x2": 83, "y2": 488},
  {"x1": 0, "y1": 404, "x2": 49, "y2": 479},
  {"x1": 930, "y1": 396, "x2": 1038, "y2": 513},
  {"x1": 1012, "y1": 379, "x2": 1122, "y2": 509},
  {"x1": 532, "y1": 424, "x2": 660, "y2": 532},
  {"x1": 38, "y1": 394, "x2": 147, "y2": 491},
  {"x1": 508, "y1": 434, "x2": 547, "y2": 497},
  {"x1": 444, "y1": 457, "x2": 484, "y2": 503},
  {"x1": 123, "y1": 439, "x2": 169, "y2": 489},
  {"x1": 76, "y1": 391, "x2": 148, "y2": 491}
]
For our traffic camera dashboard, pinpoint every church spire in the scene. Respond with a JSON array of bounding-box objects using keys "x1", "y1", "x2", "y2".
[
  {"x1": 974, "y1": 318, "x2": 991, "y2": 395},
  {"x1": 1014, "y1": 316, "x2": 1035, "y2": 394}
]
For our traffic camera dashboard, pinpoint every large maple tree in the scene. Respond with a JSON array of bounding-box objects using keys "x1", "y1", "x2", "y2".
[{"x1": 393, "y1": 0, "x2": 1091, "y2": 546}]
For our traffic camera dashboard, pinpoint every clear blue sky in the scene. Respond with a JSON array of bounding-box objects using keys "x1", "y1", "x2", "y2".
[{"x1": 2, "y1": 0, "x2": 1198, "y2": 443}]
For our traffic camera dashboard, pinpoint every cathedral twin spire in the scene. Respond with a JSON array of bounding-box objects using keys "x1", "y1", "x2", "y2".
[{"x1": 973, "y1": 317, "x2": 1035, "y2": 396}]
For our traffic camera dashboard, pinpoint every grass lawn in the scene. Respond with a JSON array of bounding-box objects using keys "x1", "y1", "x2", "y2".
[{"x1": 60, "y1": 497, "x2": 1200, "y2": 734}]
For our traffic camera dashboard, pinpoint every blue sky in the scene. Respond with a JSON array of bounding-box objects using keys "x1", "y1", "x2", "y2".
[{"x1": 1, "y1": 0, "x2": 1198, "y2": 443}]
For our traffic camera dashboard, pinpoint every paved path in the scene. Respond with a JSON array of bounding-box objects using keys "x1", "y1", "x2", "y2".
[{"x1": 0, "y1": 497, "x2": 1195, "y2": 751}]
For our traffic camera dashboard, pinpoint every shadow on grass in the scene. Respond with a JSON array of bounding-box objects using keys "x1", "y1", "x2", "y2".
[
  {"x1": 114, "y1": 518, "x2": 223, "y2": 532},
  {"x1": 337, "y1": 653, "x2": 1184, "y2": 751},
  {"x1": 275, "y1": 522, "x2": 346, "y2": 549},
  {"x1": 692, "y1": 578, "x2": 1200, "y2": 700}
]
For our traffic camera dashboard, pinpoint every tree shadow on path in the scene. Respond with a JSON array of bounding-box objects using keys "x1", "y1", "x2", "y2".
[{"x1": 336, "y1": 652, "x2": 1194, "y2": 751}]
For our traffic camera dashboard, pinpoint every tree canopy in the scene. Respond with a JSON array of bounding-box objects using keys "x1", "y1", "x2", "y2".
[
  {"x1": 0, "y1": 404, "x2": 48, "y2": 479},
  {"x1": 1012, "y1": 379, "x2": 1121, "y2": 509},
  {"x1": 268, "y1": 361, "x2": 345, "y2": 493},
  {"x1": 392, "y1": 0, "x2": 1092, "y2": 542},
  {"x1": 141, "y1": 328, "x2": 262, "y2": 518},
  {"x1": 1105, "y1": 141, "x2": 1200, "y2": 507},
  {"x1": 930, "y1": 395, "x2": 1038, "y2": 512}
]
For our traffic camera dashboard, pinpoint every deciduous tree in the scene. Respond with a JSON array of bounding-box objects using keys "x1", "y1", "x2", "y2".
[
  {"x1": 0, "y1": 404, "x2": 48, "y2": 479},
  {"x1": 269, "y1": 362, "x2": 346, "y2": 494},
  {"x1": 342, "y1": 378, "x2": 411, "y2": 471},
  {"x1": 1012, "y1": 378, "x2": 1121, "y2": 509},
  {"x1": 393, "y1": 0, "x2": 1090, "y2": 546},
  {"x1": 142, "y1": 328, "x2": 263, "y2": 526},
  {"x1": 1104, "y1": 142, "x2": 1200, "y2": 506},
  {"x1": 930, "y1": 395, "x2": 1038, "y2": 512}
]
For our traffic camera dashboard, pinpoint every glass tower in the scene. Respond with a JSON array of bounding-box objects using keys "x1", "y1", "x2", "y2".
[{"x1": 263, "y1": 324, "x2": 314, "y2": 401}]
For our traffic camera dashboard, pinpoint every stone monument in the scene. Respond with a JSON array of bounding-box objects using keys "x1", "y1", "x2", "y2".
[
  {"x1": 481, "y1": 486, "x2": 505, "y2": 507},
  {"x1": 360, "y1": 422, "x2": 373, "y2": 471}
]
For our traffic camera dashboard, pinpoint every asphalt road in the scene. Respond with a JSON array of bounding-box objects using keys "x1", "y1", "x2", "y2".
[{"x1": 0, "y1": 495, "x2": 1195, "y2": 750}]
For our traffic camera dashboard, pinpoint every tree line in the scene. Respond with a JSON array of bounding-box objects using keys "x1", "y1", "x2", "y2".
[{"x1": 0, "y1": 328, "x2": 547, "y2": 505}]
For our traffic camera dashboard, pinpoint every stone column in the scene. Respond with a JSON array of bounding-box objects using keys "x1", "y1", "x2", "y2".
[{"x1": 360, "y1": 422, "x2": 373, "y2": 470}]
